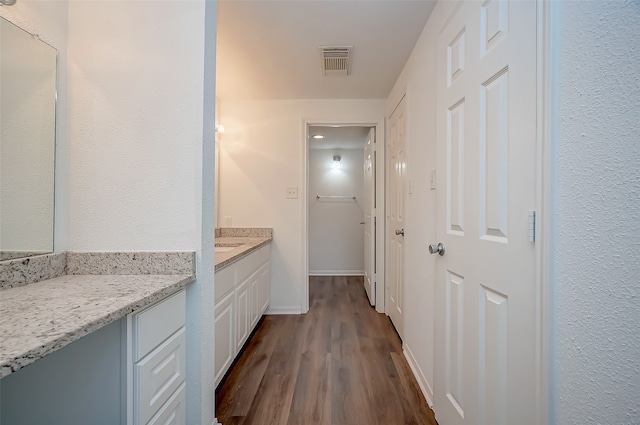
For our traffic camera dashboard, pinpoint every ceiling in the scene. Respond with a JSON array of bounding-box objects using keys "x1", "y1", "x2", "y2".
[
  {"x1": 309, "y1": 125, "x2": 372, "y2": 150},
  {"x1": 216, "y1": 0, "x2": 437, "y2": 100}
]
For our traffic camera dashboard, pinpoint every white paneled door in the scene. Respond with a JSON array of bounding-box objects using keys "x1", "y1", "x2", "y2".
[
  {"x1": 386, "y1": 96, "x2": 407, "y2": 338},
  {"x1": 433, "y1": 1, "x2": 537, "y2": 425},
  {"x1": 363, "y1": 128, "x2": 376, "y2": 306}
]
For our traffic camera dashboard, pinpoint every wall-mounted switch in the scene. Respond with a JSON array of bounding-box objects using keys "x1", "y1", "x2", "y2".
[
  {"x1": 224, "y1": 216, "x2": 232, "y2": 227},
  {"x1": 430, "y1": 169, "x2": 437, "y2": 190},
  {"x1": 286, "y1": 186, "x2": 298, "y2": 199}
]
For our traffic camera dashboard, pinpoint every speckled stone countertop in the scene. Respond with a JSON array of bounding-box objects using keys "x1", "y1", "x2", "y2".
[
  {"x1": 215, "y1": 228, "x2": 273, "y2": 271},
  {"x1": 0, "y1": 252, "x2": 195, "y2": 378}
]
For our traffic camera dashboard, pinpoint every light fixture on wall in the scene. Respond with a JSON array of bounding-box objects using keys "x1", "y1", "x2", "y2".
[
  {"x1": 332, "y1": 154, "x2": 341, "y2": 169},
  {"x1": 215, "y1": 124, "x2": 225, "y2": 133}
]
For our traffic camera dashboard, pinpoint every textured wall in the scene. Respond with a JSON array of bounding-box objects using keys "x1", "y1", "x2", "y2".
[
  {"x1": 308, "y1": 148, "x2": 365, "y2": 274},
  {"x1": 66, "y1": 1, "x2": 206, "y2": 251},
  {"x1": 551, "y1": 1, "x2": 640, "y2": 423}
]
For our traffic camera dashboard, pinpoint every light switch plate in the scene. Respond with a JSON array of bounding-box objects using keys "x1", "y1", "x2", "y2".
[
  {"x1": 223, "y1": 216, "x2": 232, "y2": 227},
  {"x1": 286, "y1": 186, "x2": 298, "y2": 199},
  {"x1": 430, "y1": 169, "x2": 437, "y2": 190}
]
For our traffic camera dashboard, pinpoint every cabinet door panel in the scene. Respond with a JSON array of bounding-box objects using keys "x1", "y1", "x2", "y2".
[
  {"x1": 214, "y1": 291, "x2": 235, "y2": 386},
  {"x1": 250, "y1": 272, "x2": 260, "y2": 329},
  {"x1": 258, "y1": 263, "x2": 270, "y2": 315},
  {"x1": 236, "y1": 278, "x2": 250, "y2": 351}
]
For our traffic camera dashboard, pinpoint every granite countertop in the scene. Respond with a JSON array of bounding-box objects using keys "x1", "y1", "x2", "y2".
[
  {"x1": 0, "y1": 227, "x2": 272, "y2": 378},
  {"x1": 0, "y1": 273, "x2": 193, "y2": 378},
  {"x1": 215, "y1": 236, "x2": 272, "y2": 271},
  {"x1": 0, "y1": 252, "x2": 195, "y2": 378}
]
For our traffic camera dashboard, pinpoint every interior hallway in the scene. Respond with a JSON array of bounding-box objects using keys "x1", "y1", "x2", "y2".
[{"x1": 216, "y1": 275, "x2": 437, "y2": 425}]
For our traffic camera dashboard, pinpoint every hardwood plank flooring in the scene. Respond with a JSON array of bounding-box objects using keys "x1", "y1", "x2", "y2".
[{"x1": 216, "y1": 275, "x2": 437, "y2": 425}]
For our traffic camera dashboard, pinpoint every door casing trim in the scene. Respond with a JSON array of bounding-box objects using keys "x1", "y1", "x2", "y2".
[{"x1": 301, "y1": 120, "x2": 385, "y2": 314}]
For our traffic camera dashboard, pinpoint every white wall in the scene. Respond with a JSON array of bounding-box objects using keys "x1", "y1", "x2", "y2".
[
  {"x1": 219, "y1": 99, "x2": 384, "y2": 313},
  {"x1": 66, "y1": 1, "x2": 207, "y2": 252},
  {"x1": 308, "y1": 148, "x2": 364, "y2": 275},
  {"x1": 549, "y1": 2, "x2": 640, "y2": 424},
  {"x1": 65, "y1": 2, "x2": 216, "y2": 424}
]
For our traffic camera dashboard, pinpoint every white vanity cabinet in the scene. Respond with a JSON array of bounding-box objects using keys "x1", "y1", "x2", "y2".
[
  {"x1": 128, "y1": 290, "x2": 187, "y2": 425},
  {"x1": 214, "y1": 245, "x2": 270, "y2": 386}
]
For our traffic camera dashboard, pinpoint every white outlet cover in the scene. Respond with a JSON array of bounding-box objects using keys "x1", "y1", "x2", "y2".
[{"x1": 286, "y1": 186, "x2": 298, "y2": 199}]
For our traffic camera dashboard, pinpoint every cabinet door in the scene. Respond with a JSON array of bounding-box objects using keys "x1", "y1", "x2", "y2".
[
  {"x1": 235, "y1": 277, "x2": 250, "y2": 351},
  {"x1": 250, "y1": 271, "x2": 260, "y2": 329},
  {"x1": 258, "y1": 263, "x2": 270, "y2": 316},
  {"x1": 214, "y1": 291, "x2": 235, "y2": 386}
]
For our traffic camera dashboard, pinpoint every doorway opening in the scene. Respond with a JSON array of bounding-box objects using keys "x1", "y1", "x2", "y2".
[{"x1": 303, "y1": 123, "x2": 384, "y2": 314}]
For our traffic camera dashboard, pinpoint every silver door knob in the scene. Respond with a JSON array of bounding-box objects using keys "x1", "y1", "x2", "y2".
[
  {"x1": 429, "y1": 243, "x2": 445, "y2": 256},
  {"x1": 395, "y1": 229, "x2": 405, "y2": 236}
]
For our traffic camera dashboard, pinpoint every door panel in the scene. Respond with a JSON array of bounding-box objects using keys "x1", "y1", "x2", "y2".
[
  {"x1": 386, "y1": 96, "x2": 406, "y2": 337},
  {"x1": 434, "y1": 1, "x2": 537, "y2": 424},
  {"x1": 363, "y1": 128, "x2": 376, "y2": 305},
  {"x1": 445, "y1": 270, "x2": 465, "y2": 419},
  {"x1": 447, "y1": 99, "x2": 465, "y2": 235}
]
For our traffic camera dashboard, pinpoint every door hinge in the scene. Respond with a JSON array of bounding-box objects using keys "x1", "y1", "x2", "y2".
[{"x1": 528, "y1": 210, "x2": 536, "y2": 242}]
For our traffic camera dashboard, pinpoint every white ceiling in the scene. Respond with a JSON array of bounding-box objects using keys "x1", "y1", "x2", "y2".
[
  {"x1": 309, "y1": 125, "x2": 372, "y2": 150},
  {"x1": 216, "y1": 0, "x2": 436, "y2": 100}
]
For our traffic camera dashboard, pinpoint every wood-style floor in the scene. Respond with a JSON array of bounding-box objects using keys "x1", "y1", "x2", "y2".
[{"x1": 216, "y1": 275, "x2": 437, "y2": 425}]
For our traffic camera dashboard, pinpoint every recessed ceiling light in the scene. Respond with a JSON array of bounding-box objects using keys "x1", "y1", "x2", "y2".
[{"x1": 312, "y1": 134, "x2": 325, "y2": 139}]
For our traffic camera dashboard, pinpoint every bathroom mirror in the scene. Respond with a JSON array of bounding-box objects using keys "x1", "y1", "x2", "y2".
[{"x1": 0, "y1": 16, "x2": 57, "y2": 260}]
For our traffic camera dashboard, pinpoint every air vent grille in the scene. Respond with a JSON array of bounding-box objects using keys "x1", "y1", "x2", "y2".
[{"x1": 319, "y1": 47, "x2": 351, "y2": 76}]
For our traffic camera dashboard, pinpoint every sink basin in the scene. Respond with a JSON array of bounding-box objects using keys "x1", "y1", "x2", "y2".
[
  {"x1": 214, "y1": 246, "x2": 237, "y2": 253},
  {"x1": 214, "y1": 242, "x2": 243, "y2": 248}
]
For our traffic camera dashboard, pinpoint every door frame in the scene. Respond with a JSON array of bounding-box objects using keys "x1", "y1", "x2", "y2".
[
  {"x1": 301, "y1": 119, "x2": 386, "y2": 314},
  {"x1": 536, "y1": 1, "x2": 553, "y2": 422}
]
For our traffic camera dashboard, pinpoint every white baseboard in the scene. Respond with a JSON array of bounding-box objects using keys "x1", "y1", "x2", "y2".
[
  {"x1": 403, "y1": 343, "x2": 434, "y2": 407},
  {"x1": 265, "y1": 305, "x2": 302, "y2": 315},
  {"x1": 308, "y1": 270, "x2": 364, "y2": 276}
]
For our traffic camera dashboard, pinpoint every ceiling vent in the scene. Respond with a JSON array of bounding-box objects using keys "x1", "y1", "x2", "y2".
[{"x1": 319, "y1": 46, "x2": 352, "y2": 76}]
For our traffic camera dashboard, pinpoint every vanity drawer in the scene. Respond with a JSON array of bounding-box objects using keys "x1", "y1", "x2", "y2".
[
  {"x1": 147, "y1": 383, "x2": 186, "y2": 425},
  {"x1": 133, "y1": 290, "x2": 186, "y2": 361},
  {"x1": 215, "y1": 264, "x2": 236, "y2": 303},
  {"x1": 236, "y1": 245, "x2": 269, "y2": 283},
  {"x1": 135, "y1": 328, "x2": 186, "y2": 425}
]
